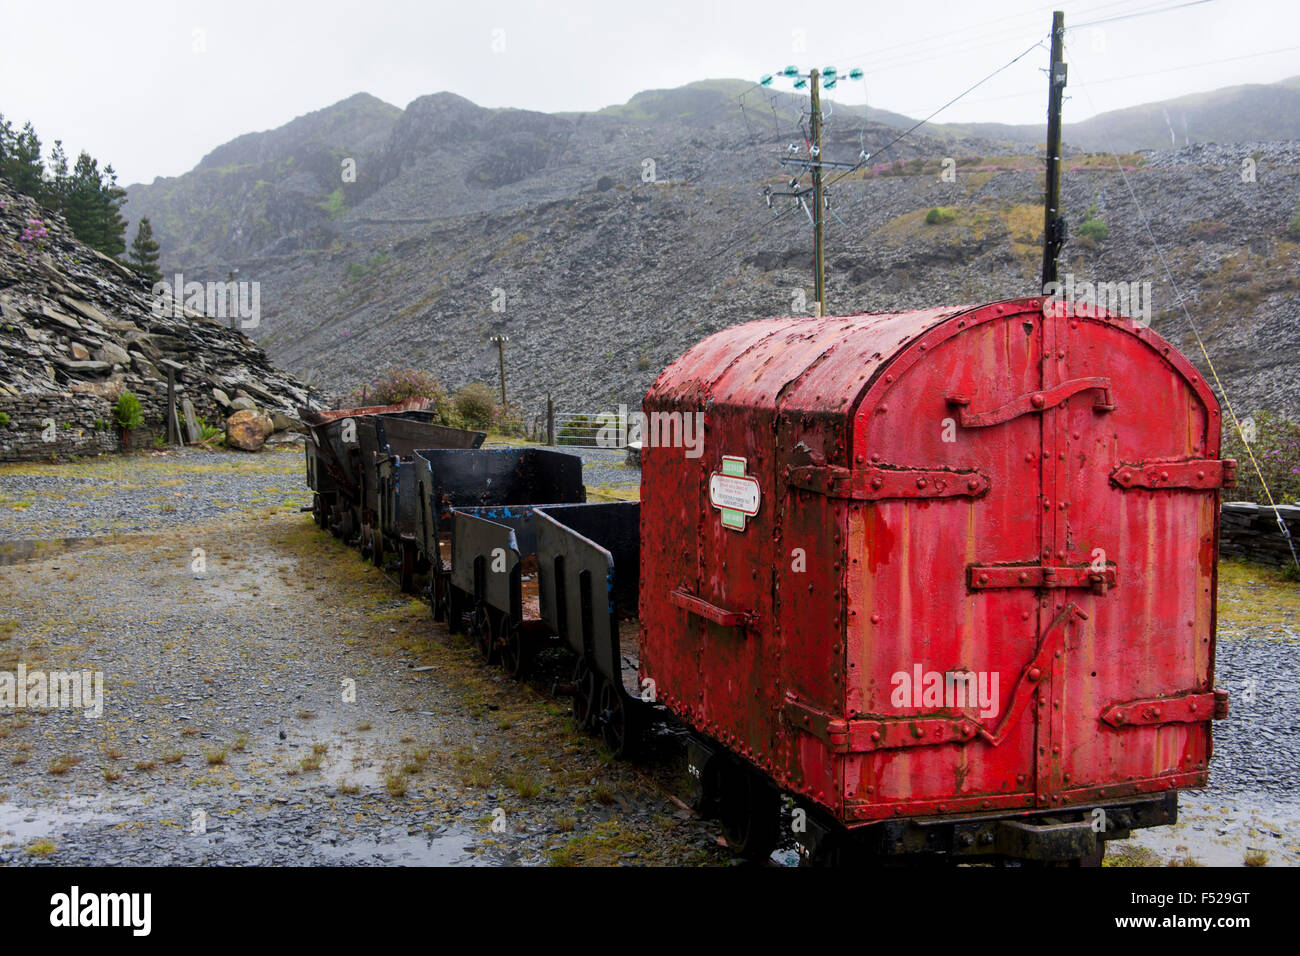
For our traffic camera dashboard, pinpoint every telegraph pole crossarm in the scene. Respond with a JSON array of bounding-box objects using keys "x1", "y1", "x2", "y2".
[{"x1": 760, "y1": 64, "x2": 862, "y2": 318}]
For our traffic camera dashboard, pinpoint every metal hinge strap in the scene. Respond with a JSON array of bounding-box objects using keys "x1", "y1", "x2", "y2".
[
  {"x1": 786, "y1": 464, "x2": 990, "y2": 500},
  {"x1": 784, "y1": 603, "x2": 1087, "y2": 752},
  {"x1": 1100, "y1": 689, "x2": 1229, "y2": 728},
  {"x1": 1110, "y1": 458, "x2": 1237, "y2": 490}
]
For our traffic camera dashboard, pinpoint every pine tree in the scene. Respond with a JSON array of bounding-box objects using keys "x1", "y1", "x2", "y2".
[
  {"x1": 45, "y1": 140, "x2": 70, "y2": 213},
  {"x1": 129, "y1": 216, "x2": 162, "y2": 281},
  {"x1": 98, "y1": 164, "x2": 128, "y2": 258},
  {"x1": 64, "y1": 152, "x2": 105, "y2": 248},
  {"x1": 0, "y1": 117, "x2": 45, "y2": 196}
]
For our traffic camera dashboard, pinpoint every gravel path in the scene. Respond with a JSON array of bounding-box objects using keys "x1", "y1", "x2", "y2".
[
  {"x1": 0, "y1": 448, "x2": 719, "y2": 867},
  {"x1": 0, "y1": 445, "x2": 310, "y2": 541}
]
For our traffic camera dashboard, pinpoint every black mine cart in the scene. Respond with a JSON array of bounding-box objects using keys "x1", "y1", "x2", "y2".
[
  {"x1": 370, "y1": 416, "x2": 486, "y2": 583},
  {"x1": 412, "y1": 448, "x2": 586, "y2": 624},
  {"x1": 535, "y1": 501, "x2": 643, "y2": 756},
  {"x1": 448, "y1": 506, "x2": 547, "y2": 677}
]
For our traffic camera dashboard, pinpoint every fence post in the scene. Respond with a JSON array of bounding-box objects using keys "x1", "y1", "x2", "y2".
[{"x1": 546, "y1": 393, "x2": 555, "y2": 446}]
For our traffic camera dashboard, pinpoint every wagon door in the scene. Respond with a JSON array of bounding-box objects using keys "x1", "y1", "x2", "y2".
[
  {"x1": 839, "y1": 303, "x2": 1053, "y2": 820},
  {"x1": 1035, "y1": 308, "x2": 1228, "y2": 806}
]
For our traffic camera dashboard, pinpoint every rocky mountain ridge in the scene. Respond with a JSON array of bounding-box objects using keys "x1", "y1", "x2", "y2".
[{"x1": 120, "y1": 80, "x2": 1300, "y2": 426}]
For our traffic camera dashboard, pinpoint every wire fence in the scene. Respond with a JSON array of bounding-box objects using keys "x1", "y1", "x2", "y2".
[{"x1": 552, "y1": 409, "x2": 634, "y2": 448}]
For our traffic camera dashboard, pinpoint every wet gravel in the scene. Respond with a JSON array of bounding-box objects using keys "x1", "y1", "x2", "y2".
[
  {"x1": 0, "y1": 444, "x2": 309, "y2": 541},
  {"x1": 0, "y1": 446, "x2": 722, "y2": 868}
]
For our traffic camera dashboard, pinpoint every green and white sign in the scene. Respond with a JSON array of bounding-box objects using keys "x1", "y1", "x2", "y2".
[{"x1": 709, "y1": 456, "x2": 761, "y2": 531}]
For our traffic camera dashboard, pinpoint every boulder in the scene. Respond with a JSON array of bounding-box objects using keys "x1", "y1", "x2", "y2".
[
  {"x1": 225, "y1": 409, "x2": 275, "y2": 451},
  {"x1": 94, "y1": 341, "x2": 130, "y2": 365},
  {"x1": 53, "y1": 357, "x2": 111, "y2": 374},
  {"x1": 230, "y1": 396, "x2": 256, "y2": 412},
  {"x1": 212, "y1": 388, "x2": 231, "y2": 408},
  {"x1": 269, "y1": 410, "x2": 301, "y2": 433},
  {"x1": 69, "y1": 341, "x2": 91, "y2": 360},
  {"x1": 130, "y1": 353, "x2": 162, "y2": 380}
]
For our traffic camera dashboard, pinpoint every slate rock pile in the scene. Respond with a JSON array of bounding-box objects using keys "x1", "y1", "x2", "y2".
[{"x1": 0, "y1": 177, "x2": 317, "y2": 460}]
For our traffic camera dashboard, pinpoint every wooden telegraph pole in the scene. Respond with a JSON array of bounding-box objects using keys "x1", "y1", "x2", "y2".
[
  {"x1": 1041, "y1": 11, "x2": 1067, "y2": 290},
  {"x1": 490, "y1": 334, "x2": 508, "y2": 411},
  {"x1": 809, "y1": 69, "x2": 826, "y2": 316}
]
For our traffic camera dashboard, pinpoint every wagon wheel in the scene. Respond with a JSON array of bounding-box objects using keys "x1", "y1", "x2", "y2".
[
  {"x1": 498, "y1": 616, "x2": 529, "y2": 680},
  {"x1": 370, "y1": 527, "x2": 385, "y2": 568},
  {"x1": 472, "y1": 603, "x2": 497, "y2": 663},
  {"x1": 446, "y1": 585, "x2": 465, "y2": 635},
  {"x1": 312, "y1": 495, "x2": 327, "y2": 530},
  {"x1": 597, "y1": 680, "x2": 639, "y2": 759},
  {"x1": 328, "y1": 504, "x2": 344, "y2": 538},
  {"x1": 399, "y1": 542, "x2": 417, "y2": 593},
  {"x1": 431, "y1": 573, "x2": 450, "y2": 623},
  {"x1": 718, "y1": 761, "x2": 781, "y2": 863},
  {"x1": 571, "y1": 657, "x2": 599, "y2": 730}
]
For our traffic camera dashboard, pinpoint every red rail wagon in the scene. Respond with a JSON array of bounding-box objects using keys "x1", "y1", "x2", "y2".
[{"x1": 640, "y1": 296, "x2": 1233, "y2": 863}]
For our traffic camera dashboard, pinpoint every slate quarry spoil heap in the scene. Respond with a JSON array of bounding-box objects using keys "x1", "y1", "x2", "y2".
[{"x1": 0, "y1": 177, "x2": 314, "y2": 459}]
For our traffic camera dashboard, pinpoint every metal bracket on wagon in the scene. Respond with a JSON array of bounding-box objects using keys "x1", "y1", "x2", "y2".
[
  {"x1": 786, "y1": 464, "x2": 990, "y2": 500},
  {"x1": 668, "y1": 587, "x2": 754, "y2": 629},
  {"x1": 946, "y1": 376, "x2": 1114, "y2": 428},
  {"x1": 1110, "y1": 458, "x2": 1237, "y2": 490}
]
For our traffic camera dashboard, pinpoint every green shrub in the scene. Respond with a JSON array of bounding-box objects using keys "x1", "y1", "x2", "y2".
[
  {"x1": 0, "y1": 412, "x2": 9, "y2": 427},
  {"x1": 1077, "y1": 218, "x2": 1109, "y2": 241},
  {"x1": 347, "y1": 368, "x2": 446, "y2": 409},
  {"x1": 113, "y1": 391, "x2": 143, "y2": 430},
  {"x1": 453, "y1": 383, "x2": 498, "y2": 429},
  {"x1": 1222, "y1": 410, "x2": 1300, "y2": 504},
  {"x1": 925, "y1": 207, "x2": 957, "y2": 225}
]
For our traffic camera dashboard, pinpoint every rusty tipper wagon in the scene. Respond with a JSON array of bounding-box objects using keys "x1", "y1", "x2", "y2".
[{"x1": 639, "y1": 297, "x2": 1233, "y2": 864}]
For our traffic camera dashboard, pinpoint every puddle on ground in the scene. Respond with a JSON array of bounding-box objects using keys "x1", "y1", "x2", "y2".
[
  {"x1": 316, "y1": 828, "x2": 489, "y2": 866},
  {"x1": 0, "y1": 535, "x2": 151, "y2": 566},
  {"x1": 1120, "y1": 792, "x2": 1300, "y2": 866},
  {"x1": 0, "y1": 797, "x2": 131, "y2": 845}
]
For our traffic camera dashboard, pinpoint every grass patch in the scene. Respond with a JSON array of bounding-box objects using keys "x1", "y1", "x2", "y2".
[
  {"x1": 48, "y1": 755, "x2": 81, "y2": 775},
  {"x1": 1103, "y1": 843, "x2": 1161, "y2": 867}
]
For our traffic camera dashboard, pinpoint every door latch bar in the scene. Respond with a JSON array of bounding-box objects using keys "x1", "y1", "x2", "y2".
[
  {"x1": 968, "y1": 563, "x2": 1117, "y2": 595},
  {"x1": 947, "y1": 376, "x2": 1114, "y2": 428}
]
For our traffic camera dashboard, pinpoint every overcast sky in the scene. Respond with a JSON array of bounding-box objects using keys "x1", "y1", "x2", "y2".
[{"x1": 3, "y1": 0, "x2": 1296, "y2": 185}]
